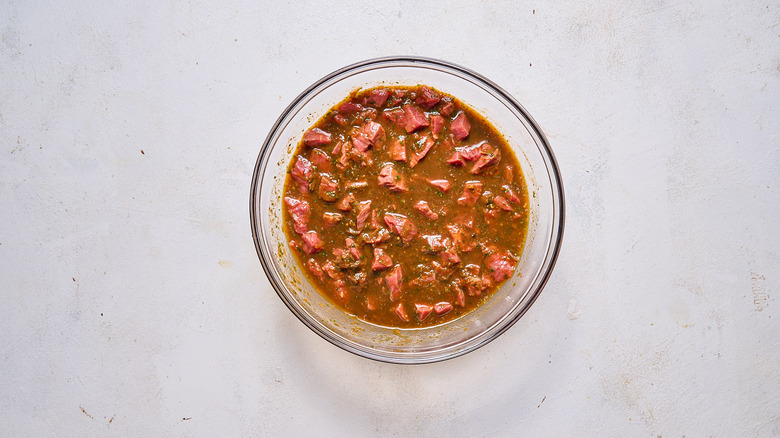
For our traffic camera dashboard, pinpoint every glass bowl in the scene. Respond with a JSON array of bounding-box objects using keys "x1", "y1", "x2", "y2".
[{"x1": 250, "y1": 56, "x2": 564, "y2": 364}]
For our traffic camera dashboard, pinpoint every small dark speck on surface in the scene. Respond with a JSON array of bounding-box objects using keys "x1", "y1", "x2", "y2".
[
  {"x1": 80, "y1": 406, "x2": 94, "y2": 419},
  {"x1": 100, "y1": 313, "x2": 103, "y2": 316},
  {"x1": 182, "y1": 417, "x2": 192, "y2": 421},
  {"x1": 141, "y1": 150, "x2": 145, "y2": 155},
  {"x1": 72, "y1": 277, "x2": 75, "y2": 282},
  {"x1": 533, "y1": 9, "x2": 535, "y2": 14}
]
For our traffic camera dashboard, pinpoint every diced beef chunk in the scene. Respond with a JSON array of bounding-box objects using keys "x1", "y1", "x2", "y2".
[
  {"x1": 414, "y1": 303, "x2": 433, "y2": 321},
  {"x1": 350, "y1": 146, "x2": 373, "y2": 167},
  {"x1": 503, "y1": 185, "x2": 522, "y2": 203},
  {"x1": 434, "y1": 302, "x2": 453, "y2": 315},
  {"x1": 350, "y1": 120, "x2": 385, "y2": 153},
  {"x1": 462, "y1": 264, "x2": 491, "y2": 296},
  {"x1": 403, "y1": 104, "x2": 429, "y2": 133},
  {"x1": 332, "y1": 247, "x2": 347, "y2": 260},
  {"x1": 333, "y1": 279, "x2": 350, "y2": 302},
  {"x1": 291, "y1": 155, "x2": 313, "y2": 190},
  {"x1": 345, "y1": 237, "x2": 362, "y2": 261},
  {"x1": 431, "y1": 260, "x2": 455, "y2": 279},
  {"x1": 408, "y1": 266, "x2": 436, "y2": 288},
  {"x1": 427, "y1": 179, "x2": 451, "y2": 192},
  {"x1": 359, "y1": 108, "x2": 378, "y2": 121},
  {"x1": 415, "y1": 86, "x2": 441, "y2": 109},
  {"x1": 382, "y1": 108, "x2": 406, "y2": 127},
  {"x1": 414, "y1": 200, "x2": 439, "y2": 220},
  {"x1": 303, "y1": 128, "x2": 331, "y2": 147},
  {"x1": 422, "y1": 234, "x2": 447, "y2": 253},
  {"x1": 485, "y1": 250, "x2": 517, "y2": 282},
  {"x1": 458, "y1": 144, "x2": 483, "y2": 161},
  {"x1": 335, "y1": 193, "x2": 356, "y2": 211},
  {"x1": 332, "y1": 113, "x2": 348, "y2": 126},
  {"x1": 309, "y1": 148, "x2": 332, "y2": 172},
  {"x1": 454, "y1": 285, "x2": 466, "y2": 307},
  {"x1": 335, "y1": 140, "x2": 352, "y2": 169},
  {"x1": 457, "y1": 181, "x2": 484, "y2": 206},
  {"x1": 361, "y1": 121, "x2": 385, "y2": 146},
  {"x1": 386, "y1": 264, "x2": 403, "y2": 301},
  {"x1": 349, "y1": 270, "x2": 368, "y2": 287},
  {"x1": 322, "y1": 260, "x2": 342, "y2": 279},
  {"x1": 392, "y1": 88, "x2": 407, "y2": 99},
  {"x1": 447, "y1": 151, "x2": 465, "y2": 166},
  {"x1": 317, "y1": 174, "x2": 339, "y2": 202},
  {"x1": 356, "y1": 200, "x2": 372, "y2": 231},
  {"x1": 503, "y1": 165, "x2": 514, "y2": 184},
  {"x1": 383, "y1": 213, "x2": 418, "y2": 243},
  {"x1": 369, "y1": 209, "x2": 382, "y2": 229},
  {"x1": 471, "y1": 145, "x2": 501, "y2": 174},
  {"x1": 389, "y1": 138, "x2": 407, "y2": 162},
  {"x1": 333, "y1": 247, "x2": 360, "y2": 269},
  {"x1": 430, "y1": 114, "x2": 445, "y2": 138},
  {"x1": 378, "y1": 163, "x2": 408, "y2": 192},
  {"x1": 451, "y1": 111, "x2": 471, "y2": 140},
  {"x1": 371, "y1": 248, "x2": 393, "y2": 271},
  {"x1": 440, "y1": 247, "x2": 460, "y2": 265},
  {"x1": 300, "y1": 231, "x2": 324, "y2": 254},
  {"x1": 284, "y1": 196, "x2": 310, "y2": 234},
  {"x1": 439, "y1": 98, "x2": 455, "y2": 117},
  {"x1": 362, "y1": 227, "x2": 391, "y2": 245},
  {"x1": 409, "y1": 136, "x2": 435, "y2": 168},
  {"x1": 322, "y1": 212, "x2": 343, "y2": 227},
  {"x1": 369, "y1": 88, "x2": 390, "y2": 107},
  {"x1": 446, "y1": 224, "x2": 477, "y2": 253},
  {"x1": 351, "y1": 134, "x2": 371, "y2": 153},
  {"x1": 493, "y1": 195, "x2": 513, "y2": 211},
  {"x1": 394, "y1": 302, "x2": 409, "y2": 321},
  {"x1": 339, "y1": 101, "x2": 363, "y2": 113},
  {"x1": 306, "y1": 258, "x2": 325, "y2": 281}
]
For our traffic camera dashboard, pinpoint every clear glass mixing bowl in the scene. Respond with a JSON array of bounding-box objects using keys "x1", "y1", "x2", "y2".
[{"x1": 250, "y1": 56, "x2": 564, "y2": 364}]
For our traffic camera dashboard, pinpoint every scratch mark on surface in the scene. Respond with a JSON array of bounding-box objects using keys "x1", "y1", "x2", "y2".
[
  {"x1": 182, "y1": 417, "x2": 192, "y2": 421},
  {"x1": 538, "y1": 396, "x2": 546, "y2": 408},
  {"x1": 568, "y1": 299, "x2": 581, "y2": 320},
  {"x1": 79, "y1": 406, "x2": 94, "y2": 420},
  {"x1": 751, "y1": 271, "x2": 768, "y2": 311}
]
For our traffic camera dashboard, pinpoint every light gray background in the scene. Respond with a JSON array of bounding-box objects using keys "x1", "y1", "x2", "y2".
[{"x1": 1, "y1": 1, "x2": 778, "y2": 436}]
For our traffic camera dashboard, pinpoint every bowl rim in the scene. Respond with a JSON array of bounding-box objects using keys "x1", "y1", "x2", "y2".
[{"x1": 250, "y1": 55, "x2": 565, "y2": 364}]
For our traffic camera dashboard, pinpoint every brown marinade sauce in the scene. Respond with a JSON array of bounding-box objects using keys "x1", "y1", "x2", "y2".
[{"x1": 282, "y1": 85, "x2": 528, "y2": 328}]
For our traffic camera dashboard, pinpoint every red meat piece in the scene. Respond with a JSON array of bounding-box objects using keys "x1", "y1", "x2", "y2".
[
  {"x1": 300, "y1": 231, "x2": 324, "y2": 254},
  {"x1": 303, "y1": 128, "x2": 331, "y2": 147},
  {"x1": 450, "y1": 111, "x2": 471, "y2": 140}
]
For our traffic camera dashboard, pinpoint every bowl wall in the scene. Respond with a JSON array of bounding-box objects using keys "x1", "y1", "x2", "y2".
[{"x1": 250, "y1": 57, "x2": 564, "y2": 363}]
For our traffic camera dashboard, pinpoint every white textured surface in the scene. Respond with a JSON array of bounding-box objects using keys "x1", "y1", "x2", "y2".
[{"x1": 1, "y1": 1, "x2": 778, "y2": 436}]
